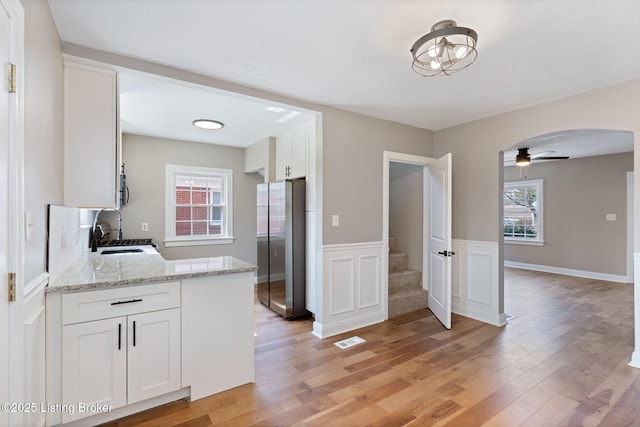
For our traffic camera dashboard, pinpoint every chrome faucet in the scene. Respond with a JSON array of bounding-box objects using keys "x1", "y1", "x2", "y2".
[{"x1": 91, "y1": 208, "x2": 122, "y2": 252}]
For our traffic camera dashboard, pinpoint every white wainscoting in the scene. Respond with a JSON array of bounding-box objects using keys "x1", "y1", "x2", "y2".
[
  {"x1": 23, "y1": 273, "x2": 48, "y2": 427},
  {"x1": 313, "y1": 241, "x2": 385, "y2": 338},
  {"x1": 629, "y1": 253, "x2": 640, "y2": 369},
  {"x1": 504, "y1": 260, "x2": 630, "y2": 283},
  {"x1": 452, "y1": 239, "x2": 505, "y2": 326}
]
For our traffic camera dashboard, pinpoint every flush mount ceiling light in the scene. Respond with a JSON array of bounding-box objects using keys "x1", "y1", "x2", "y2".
[
  {"x1": 410, "y1": 19, "x2": 478, "y2": 77},
  {"x1": 192, "y1": 119, "x2": 224, "y2": 130}
]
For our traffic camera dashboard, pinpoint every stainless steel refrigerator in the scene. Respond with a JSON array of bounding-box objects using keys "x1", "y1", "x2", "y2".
[{"x1": 257, "y1": 179, "x2": 308, "y2": 319}]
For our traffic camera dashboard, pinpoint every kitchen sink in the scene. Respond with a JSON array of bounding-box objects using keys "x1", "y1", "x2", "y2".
[{"x1": 100, "y1": 248, "x2": 145, "y2": 255}]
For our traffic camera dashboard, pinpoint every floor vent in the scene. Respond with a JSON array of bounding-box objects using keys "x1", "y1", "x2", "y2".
[{"x1": 334, "y1": 336, "x2": 366, "y2": 349}]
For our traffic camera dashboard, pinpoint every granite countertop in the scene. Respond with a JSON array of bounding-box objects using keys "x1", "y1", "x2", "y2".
[{"x1": 47, "y1": 247, "x2": 257, "y2": 293}]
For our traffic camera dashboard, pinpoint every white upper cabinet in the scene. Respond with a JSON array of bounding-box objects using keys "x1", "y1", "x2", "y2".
[
  {"x1": 244, "y1": 136, "x2": 276, "y2": 182},
  {"x1": 63, "y1": 62, "x2": 120, "y2": 208},
  {"x1": 275, "y1": 122, "x2": 311, "y2": 181}
]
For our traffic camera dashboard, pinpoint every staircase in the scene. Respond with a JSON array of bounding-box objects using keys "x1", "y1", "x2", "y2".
[{"x1": 388, "y1": 237, "x2": 428, "y2": 318}]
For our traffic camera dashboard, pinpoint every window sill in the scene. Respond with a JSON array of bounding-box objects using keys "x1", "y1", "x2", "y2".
[
  {"x1": 504, "y1": 238, "x2": 544, "y2": 247},
  {"x1": 164, "y1": 237, "x2": 235, "y2": 247}
]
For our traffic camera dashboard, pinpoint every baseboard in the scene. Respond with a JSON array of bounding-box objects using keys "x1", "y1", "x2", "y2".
[
  {"x1": 505, "y1": 261, "x2": 630, "y2": 284},
  {"x1": 452, "y1": 299, "x2": 506, "y2": 327},
  {"x1": 312, "y1": 311, "x2": 384, "y2": 339},
  {"x1": 629, "y1": 351, "x2": 640, "y2": 369},
  {"x1": 62, "y1": 388, "x2": 190, "y2": 427}
]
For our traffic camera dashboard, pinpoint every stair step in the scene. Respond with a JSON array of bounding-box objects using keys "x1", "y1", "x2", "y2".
[
  {"x1": 389, "y1": 270, "x2": 421, "y2": 291},
  {"x1": 389, "y1": 237, "x2": 399, "y2": 254},
  {"x1": 388, "y1": 253, "x2": 408, "y2": 273},
  {"x1": 388, "y1": 288, "x2": 428, "y2": 318}
]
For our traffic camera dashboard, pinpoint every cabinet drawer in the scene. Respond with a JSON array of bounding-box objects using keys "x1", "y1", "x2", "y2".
[{"x1": 62, "y1": 282, "x2": 180, "y2": 325}]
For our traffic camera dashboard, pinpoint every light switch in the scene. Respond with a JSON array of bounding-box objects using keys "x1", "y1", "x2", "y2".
[
  {"x1": 25, "y1": 211, "x2": 33, "y2": 241},
  {"x1": 606, "y1": 214, "x2": 616, "y2": 221},
  {"x1": 332, "y1": 215, "x2": 340, "y2": 227}
]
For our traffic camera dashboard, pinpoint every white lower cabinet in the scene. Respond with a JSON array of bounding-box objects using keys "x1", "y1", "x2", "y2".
[
  {"x1": 52, "y1": 282, "x2": 181, "y2": 424},
  {"x1": 61, "y1": 317, "x2": 127, "y2": 423},
  {"x1": 127, "y1": 309, "x2": 181, "y2": 404},
  {"x1": 47, "y1": 274, "x2": 255, "y2": 425},
  {"x1": 61, "y1": 308, "x2": 180, "y2": 423}
]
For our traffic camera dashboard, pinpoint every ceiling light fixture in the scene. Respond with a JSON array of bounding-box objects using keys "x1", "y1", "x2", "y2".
[
  {"x1": 192, "y1": 119, "x2": 224, "y2": 130},
  {"x1": 410, "y1": 20, "x2": 478, "y2": 77},
  {"x1": 515, "y1": 148, "x2": 531, "y2": 167}
]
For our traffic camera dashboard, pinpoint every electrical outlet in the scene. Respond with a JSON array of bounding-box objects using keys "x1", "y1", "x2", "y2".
[
  {"x1": 141, "y1": 222, "x2": 149, "y2": 232},
  {"x1": 606, "y1": 214, "x2": 616, "y2": 221}
]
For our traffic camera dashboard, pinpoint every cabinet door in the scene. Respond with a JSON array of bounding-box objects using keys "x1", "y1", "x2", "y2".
[
  {"x1": 127, "y1": 308, "x2": 181, "y2": 404},
  {"x1": 63, "y1": 62, "x2": 119, "y2": 208},
  {"x1": 62, "y1": 317, "x2": 127, "y2": 423},
  {"x1": 275, "y1": 138, "x2": 292, "y2": 181},
  {"x1": 276, "y1": 127, "x2": 308, "y2": 180},
  {"x1": 289, "y1": 128, "x2": 307, "y2": 179}
]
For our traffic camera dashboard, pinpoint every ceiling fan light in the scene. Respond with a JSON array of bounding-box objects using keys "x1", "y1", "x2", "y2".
[
  {"x1": 430, "y1": 59, "x2": 441, "y2": 70},
  {"x1": 515, "y1": 148, "x2": 531, "y2": 167}
]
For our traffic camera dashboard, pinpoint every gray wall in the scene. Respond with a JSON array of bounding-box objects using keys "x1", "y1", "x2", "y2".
[
  {"x1": 24, "y1": 0, "x2": 64, "y2": 283},
  {"x1": 504, "y1": 152, "x2": 633, "y2": 275},
  {"x1": 433, "y1": 79, "x2": 640, "y2": 251},
  {"x1": 321, "y1": 108, "x2": 434, "y2": 244},
  {"x1": 389, "y1": 162, "x2": 423, "y2": 272},
  {"x1": 121, "y1": 133, "x2": 262, "y2": 262}
]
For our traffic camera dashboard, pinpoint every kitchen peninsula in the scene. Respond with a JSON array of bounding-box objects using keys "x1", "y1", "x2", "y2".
[{"x1": 45, "y1": 249, "x2": 257, "y2": 426}]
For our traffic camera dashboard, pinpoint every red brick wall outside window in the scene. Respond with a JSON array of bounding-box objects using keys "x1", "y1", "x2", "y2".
[{"x1": 175, "y1": 175, "x2": 224, "y2": 237}]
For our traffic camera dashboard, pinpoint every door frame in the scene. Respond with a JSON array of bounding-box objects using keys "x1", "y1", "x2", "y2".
[
  {"x1": 1, "y1": 0, "x2": 25, "y2": 423},
  {"x1": 382, "y1": 151, "x2": 433, "y2": 320},
  {"x1": 628, "y1": 171, "x2": 634, "y2": 283}
]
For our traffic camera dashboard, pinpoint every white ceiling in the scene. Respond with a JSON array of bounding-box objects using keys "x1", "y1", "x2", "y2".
[
  {"x1": 119, "y1": 72, "x2": 316, "y2": 147},
  {"x1": 48, "y1": 0, "x2": 640, "y2": 150},
  {"x1": 503, "y1": 129, "x2": 634, "y2": 166}
]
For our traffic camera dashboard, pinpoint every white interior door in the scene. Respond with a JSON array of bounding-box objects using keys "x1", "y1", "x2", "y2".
[
  {"x1": 0, "y1": 3, "x2": 12, "y2": 424},
  {"x1": 427, "y1": 153, "x2": 452, "y2": 329}
]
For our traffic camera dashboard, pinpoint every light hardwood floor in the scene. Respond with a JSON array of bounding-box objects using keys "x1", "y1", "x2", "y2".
[{"x1": 102, "y1": 268, "x2": 639, "y2": 426}]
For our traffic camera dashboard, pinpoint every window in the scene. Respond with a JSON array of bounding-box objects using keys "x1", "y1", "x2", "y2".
[
  {"x1": 503, "y1": 179, "x2": 543, "y2": 245},
  {"x1": 165, "y1": 164, "x2": 233, "y2": 246}
]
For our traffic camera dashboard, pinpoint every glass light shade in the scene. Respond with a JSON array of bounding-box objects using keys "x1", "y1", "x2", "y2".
[
  {"x1": 192, "y1": 119, "x2": 224, "y2": 130},
  {"x1": 454, "y1": 45, "x2": 469, "y2": 59}
]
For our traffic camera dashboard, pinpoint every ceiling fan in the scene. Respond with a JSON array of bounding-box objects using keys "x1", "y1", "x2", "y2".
[{"x1": 508, "y1": 148, "x2": 570, "y2": 167}]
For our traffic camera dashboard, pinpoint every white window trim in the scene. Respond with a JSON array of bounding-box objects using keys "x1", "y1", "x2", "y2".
[
  {"x1": 504, "y1": 178, "x2": 544, "y2": 246},
  {"x1": 165, "y1": 164, "x2": 234, "y2": 246}
]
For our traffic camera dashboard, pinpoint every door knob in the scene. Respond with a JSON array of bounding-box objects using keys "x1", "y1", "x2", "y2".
[{"x1": 437, "y1": 250, "x2": 456, "y2": 257}]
